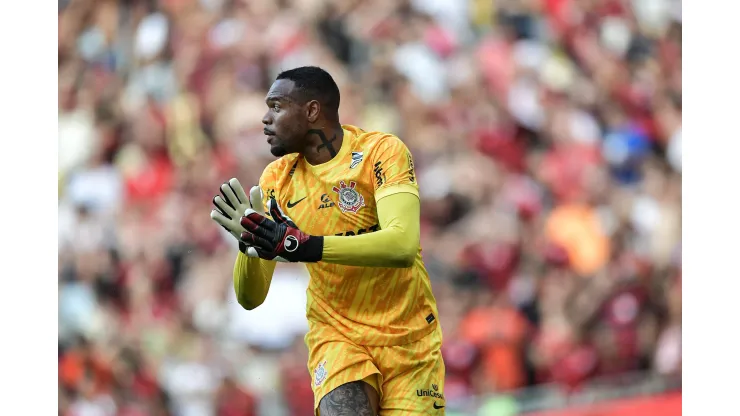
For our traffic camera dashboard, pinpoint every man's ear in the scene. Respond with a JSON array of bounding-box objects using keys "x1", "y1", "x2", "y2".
[{"x1": 306, "y1": 100, "x2": 321, "y2": 123}]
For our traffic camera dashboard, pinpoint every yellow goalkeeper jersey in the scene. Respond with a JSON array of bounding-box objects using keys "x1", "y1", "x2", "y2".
[{"x1": 257, "y1": 124, "x2": 439, "y2": 347}]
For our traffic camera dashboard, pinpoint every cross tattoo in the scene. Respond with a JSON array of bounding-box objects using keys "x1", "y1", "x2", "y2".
[{"x1": 308, "y1": 129, "x2": 339, "y2": 158}]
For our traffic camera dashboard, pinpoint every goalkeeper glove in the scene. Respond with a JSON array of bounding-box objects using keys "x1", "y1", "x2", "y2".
[
  {"x1": 210, "y1": 178, "x2": 263, "y2": 253},
  {"x1": 239, "y1": 197, "x2": 323, "y2": 263}
]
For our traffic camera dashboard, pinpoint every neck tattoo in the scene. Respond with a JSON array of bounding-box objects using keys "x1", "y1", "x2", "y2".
[{"x1": 309, "y1": 129, "x2": 339, "y2": 158}]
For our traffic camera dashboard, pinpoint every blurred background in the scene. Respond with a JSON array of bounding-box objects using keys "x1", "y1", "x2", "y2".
[{"x1": 57, "y1": 0, "x2": 682, "y2": 415}]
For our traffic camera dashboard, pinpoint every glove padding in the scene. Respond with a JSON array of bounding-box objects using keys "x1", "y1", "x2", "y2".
[
  {"x1": 210, "y1": 178, "x2": 263, "y2": 252},
  {"x1": 240, "y1": 198, "x2": 323, "y2": 263}
]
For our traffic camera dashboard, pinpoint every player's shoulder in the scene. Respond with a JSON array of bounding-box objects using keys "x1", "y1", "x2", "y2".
[
  {"x1": 260, "y1": 154, "x2": 301, "y2": 183},
  {"x1": 343, "y1": 124, "x2": 407, "y2": 154},
  {"x1": 264, "y1": 154, "x2": 300, "y2": 173}
]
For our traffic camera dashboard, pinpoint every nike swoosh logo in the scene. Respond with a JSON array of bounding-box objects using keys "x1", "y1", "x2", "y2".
[
  {"x1": 286, "y1": 197, "x2": 307, "y2": 208},
  {"x1": 433, "y1": 402, "x2": 445, "y2": 409}
]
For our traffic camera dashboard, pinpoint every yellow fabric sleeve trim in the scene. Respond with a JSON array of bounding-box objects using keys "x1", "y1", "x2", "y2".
[
  {"x1": 233, "y1": 252, "x2": 277, "y2": 310},
  {"x1": 322, "y1": 192, "x2": 420, "y2": 268}
]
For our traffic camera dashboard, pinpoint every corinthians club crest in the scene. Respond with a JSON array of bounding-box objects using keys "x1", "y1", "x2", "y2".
[
  {"x1": 332, "y1": 180, "x2": 365, "y2": 213},
  {"x1": 314, "y1": 360, "x2": 328, "y2": 387}
]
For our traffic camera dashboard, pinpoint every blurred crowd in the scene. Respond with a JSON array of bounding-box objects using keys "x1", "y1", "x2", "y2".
[{"x1": 57, "y1": 0, "x2": 682, "y2": 415}]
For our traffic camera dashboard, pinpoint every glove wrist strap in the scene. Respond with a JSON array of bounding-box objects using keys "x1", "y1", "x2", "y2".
[{"x1": 302, "y1": 236, "x2": 324, "y2": 262}]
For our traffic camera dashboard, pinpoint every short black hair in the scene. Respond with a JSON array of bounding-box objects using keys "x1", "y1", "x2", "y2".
[{"x1": 276, "y1": 66, "x2": 340, "y2": 117}]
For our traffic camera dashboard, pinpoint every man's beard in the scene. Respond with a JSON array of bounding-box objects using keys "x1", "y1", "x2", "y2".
[{"x1": 270, "y1": 143, "x2": 289, "y2": 157}]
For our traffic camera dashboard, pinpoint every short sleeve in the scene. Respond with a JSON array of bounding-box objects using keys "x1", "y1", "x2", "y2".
[{"x1": 369, "y1": 135, "x2": 419, "y2": 202}]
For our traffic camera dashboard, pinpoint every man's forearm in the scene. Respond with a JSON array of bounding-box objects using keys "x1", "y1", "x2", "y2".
[
  {"x1": 233, "y1": 252, "x2": 277, "y2": 309},
  {"x1": 321, "y1": 191, "x2": 420, "y2": 268}
]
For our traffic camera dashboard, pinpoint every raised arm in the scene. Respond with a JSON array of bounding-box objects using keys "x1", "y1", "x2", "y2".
[
  {"x1": 232, "y1": 166, "x2": 281, "y2": 309},
  {"x1": 322, "y1": 135, "x2": 420, "y2": 267},
  {"x1": 232, "y1": 252, "x2": 277, "y2": 310},
  {"x1": 321, "y1": 191, "x2": 419, "y2": 267}
]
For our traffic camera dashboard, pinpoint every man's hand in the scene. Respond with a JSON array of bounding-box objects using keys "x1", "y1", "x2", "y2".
[
  {"x1": 240, "y1": 198, "x2": 324, "y2": 263},
  {"x1": 210, "y1": 178, "x2": 263, "y2": 253}
]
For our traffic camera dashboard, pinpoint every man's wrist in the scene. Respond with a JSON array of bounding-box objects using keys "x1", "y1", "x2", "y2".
[{"x1": 302, "y1": 236, "x2": 324, "y2": 262}]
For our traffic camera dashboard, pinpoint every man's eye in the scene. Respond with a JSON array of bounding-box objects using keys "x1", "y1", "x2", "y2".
[{"x1": 273, "y1": 104, "x2": 280, "y2": 111}]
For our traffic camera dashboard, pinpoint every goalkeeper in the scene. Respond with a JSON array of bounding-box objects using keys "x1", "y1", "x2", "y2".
[{"x1": 210, "y1": 66, "x2": 445, "y2": 416}]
